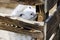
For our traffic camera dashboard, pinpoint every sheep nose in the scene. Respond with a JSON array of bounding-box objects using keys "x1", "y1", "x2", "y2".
[
  {"x1": 19, "y1": 14, "x2": 23, "y2": 17},
  {"x1": 30, "y1": 13, "x2": 33, "y2": 15},
  {"x1": 30, "y1": 13, "x2": 37, "y2": 16}
]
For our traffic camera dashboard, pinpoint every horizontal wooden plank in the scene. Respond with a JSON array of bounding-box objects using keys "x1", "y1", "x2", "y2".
[
  {"x1": 0, "y1": 24, "x2": 43, "y2": 38},
  {"x1": 11, "y1": 0, "x2": 44, "y2": 5},
  {"x1": 0, "y1": 16, "x2": 44, "y2": 31},
  {"x1": 0, "y1": 0, "x2": 43, "y2": 5}
]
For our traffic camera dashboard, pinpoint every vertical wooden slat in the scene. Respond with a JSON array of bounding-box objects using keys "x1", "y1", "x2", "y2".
[{"x1": 37, "y1": 4, "x2": 45, "y2": 22}]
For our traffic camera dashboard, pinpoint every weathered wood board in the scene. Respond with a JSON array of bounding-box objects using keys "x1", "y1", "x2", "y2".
[
  {"x1": 47, "y1": 0, "x2": 58, "y2": 11},
  {"x1": 45, "y1": 6, "x2": 60, "y2": 40},
  {"x1": 0, "y1": 16, "x2": 44, "y2": 40},
  {"x1": 0, "y1": 0, "x2": 43, "y2": 5}
]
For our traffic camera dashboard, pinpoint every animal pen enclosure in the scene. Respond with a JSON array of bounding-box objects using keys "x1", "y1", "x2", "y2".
[{"x1": 0, "y1": 0, "x2": 60, "y2": 40}]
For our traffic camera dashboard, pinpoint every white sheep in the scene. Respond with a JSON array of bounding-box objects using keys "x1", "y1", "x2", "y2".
[
  {"x1": 11, "y1": 4, "x2": 37, "y2": 20},
  {"x1": 0, "y1": 4, "x2": 37, "y2": 40}
]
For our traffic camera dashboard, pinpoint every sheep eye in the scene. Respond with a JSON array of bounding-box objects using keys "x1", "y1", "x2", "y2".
[
  {"x1": 31, "y1": 13, "x2": 33, "y2": 15},
  {"x1": 31, "y1": 13, "x2": 34, "y2": 15},
  {"x1": 20, "y1": 14, "x2": 23, "y2": 17}
]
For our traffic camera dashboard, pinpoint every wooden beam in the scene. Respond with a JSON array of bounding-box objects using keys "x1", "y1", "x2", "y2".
[
  {"x1": 11, "y1": 0, "x2": 44, "y2": 5},
  {"x1": 0, "y1": 11, "x2": 44, "y2": 30},
  {"x1": 0, "y1": 22, "x2": 44, "y2": 38}
]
